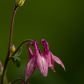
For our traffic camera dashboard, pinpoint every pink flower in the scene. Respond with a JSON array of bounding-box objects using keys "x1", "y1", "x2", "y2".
[
  {"x1": 25, "y1": 40, "x2": 65, "y2": 80},
  {"x1": 40, "y1": 39, "x2": 65, "y2": 72},
  {"x1": 25, "y1": 41, "x2": 48, "y2": 80}
]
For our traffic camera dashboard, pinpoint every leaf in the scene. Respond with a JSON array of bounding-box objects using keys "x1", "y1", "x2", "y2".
[
  {"x1": 0, "y1": 70, "x2": 3, "y2": 76},
  {"x1": 12, "y1": 57, "x2": 21, "y2": 67},
  {"x1": 15, "y1": 47, "x2": 22, "y2": 56}
]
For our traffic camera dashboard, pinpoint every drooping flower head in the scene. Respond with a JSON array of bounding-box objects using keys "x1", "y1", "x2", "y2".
[
  {"x1": 25, "y1": 40, "x2": 48, "y2": 80},
  {"x1": 25, "y1": 42, "x2": 36, "y2": 80},
  {"x1": 40, "y1": 39, "x2": 65, "y2": 72},
  {"x1": 25, "y1": 40, "x2": 65, "y2": 80}
]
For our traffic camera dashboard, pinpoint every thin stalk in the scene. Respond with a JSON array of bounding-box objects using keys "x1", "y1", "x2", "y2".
[
  {"x1": 1, "y1": 5, "x2": 18, "y2": 84},
  {"x1": 11, "y1": 40, "x2": 42, "y2": 57},
  {"x1": 11, "y1": 39, "x2": 33, "y2": 57},
  {"x1": 4, "y1": 75, "x2": 8, "y2": 84},
  {"x1": 11, "y1": 78, "x2": 25, "y2": 84}
]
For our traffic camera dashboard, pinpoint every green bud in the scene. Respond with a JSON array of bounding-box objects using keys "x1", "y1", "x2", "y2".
[
  {"x1": 16, "y1": 0, "x2": 25, "y2": 6},
  {"x1": 0, "y1": 61, "x2": 3, "y2": 71},
  {"x1": 0, "y1": 61, "x2": 3, "y2": 76},
  {"x1": 11, "y1": 44, "x2": 16, "y2": 52}
]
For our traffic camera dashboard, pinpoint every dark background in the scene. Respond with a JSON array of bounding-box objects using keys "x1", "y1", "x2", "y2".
[{"x1": 0, "y1": 0, "x2": 84, "y2": 84}]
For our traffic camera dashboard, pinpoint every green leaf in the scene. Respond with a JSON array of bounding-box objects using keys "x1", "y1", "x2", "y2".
[
  {"x1": 15, "y1": 47, "x2": 22, "y2": 56},
  {"x1": 12, "y1": 57, "x2": 21, "y2": 67},
  {"x1": 0, "y1": 70, "x2": 3, "y2": 76}
]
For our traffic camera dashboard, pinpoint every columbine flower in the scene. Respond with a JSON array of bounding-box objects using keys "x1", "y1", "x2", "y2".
[
  {"x1": 25, "y1": 40, "x2": 65, "y2": 80},
  {"x1": 40, "y1": 39, "x2": 65, "y2": 72},
  {"x1": 25, "y1": 41, "x2": 48, "y2": 80}
]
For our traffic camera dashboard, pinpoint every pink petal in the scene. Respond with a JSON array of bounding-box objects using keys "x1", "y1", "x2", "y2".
[
  {"x1": 33, "y1": 40, "x2": 48, "y2": 76},
  {"x1": 25, "y1": 58, "x2": 36, "y2": 80},
  {"x1": 40, "y1": 39, "x2": 55, "y2": 72},
  {"x1": 45, "y1": 52, "x2": 55, "y2": 72},
  {"x1": 43, "y1": 51, "x2": 54, "y2": 70},
  {"x1": 50, "y1": 57, "x2": 56, "y2": 72},
  {"x1": 33, "y1": 40, "x2": 40, "y2": 55},
  {"x1": 51, "y1": 53, "x2": 65, "y2": 70},
  {"x1": 36, "y1": 55, "x2": 48, "y2": 76},
  {"x1": 40, "y1": 39, "x2": 49, "y2": 54},
  {"x1": 47, "y1": 52, "x2": 52, "y2": 67},
  {"x1": 27, "y1": 42, "x2": 33, "y2": 56}
]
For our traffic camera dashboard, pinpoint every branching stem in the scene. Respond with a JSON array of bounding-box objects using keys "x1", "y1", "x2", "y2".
[{"x1": 1, "y1": 5, "x2": 18, "y2": 84}]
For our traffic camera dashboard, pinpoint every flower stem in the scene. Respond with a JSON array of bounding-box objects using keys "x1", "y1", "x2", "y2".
[
  {"x1": 11, "y1": 78, "x2": 25, "y2": 84},
  {"x1": 11, "y1": 39, "x2": 33, "y2": 57},
  {"x1": 1, "y1": 5, "x2": 18, "y2": 84}
]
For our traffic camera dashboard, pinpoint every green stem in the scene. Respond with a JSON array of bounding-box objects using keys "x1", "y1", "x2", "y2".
[
  {"x1": 11, "y1": 39, "x2": 33, "y2": 57},
  {"x1": 4, "y1": 75, "x2": 8, "y2": 84},
  {"x1": 1, "y1": 5, "x2": 18, "y2": 84}
]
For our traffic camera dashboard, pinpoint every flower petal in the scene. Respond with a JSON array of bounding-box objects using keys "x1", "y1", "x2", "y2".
[
  {"x1": 45, "y1": 52, "x2": 55, "y2": 72},
  {"x1": 51, "y1": 53, "x2": 65, "y2": 70},
  {"x1": 41, "y1": 40, "x2": 56, "y2": 72},
  {"x1": 27, "y1": 42, "x2": 33, "y2": 56},
  {"x1": 50, "y1": 57, "x2": 56, "y2": 72},
  {"x1": 25, "y1": 58, "x2": 36, "y2": 80},
  {"x1": 33, "y1": 40, "x2": 48, "y2": 76},
  {"x1": 40, "y1": 39, "x2": 49, "y2": 54},
  {"x1": 36, "y1": 55, "x2": 48, "y2": 76}
]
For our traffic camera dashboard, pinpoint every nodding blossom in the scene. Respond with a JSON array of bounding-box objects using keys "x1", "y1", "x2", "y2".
[
  {"x1": 40, "y1": 39, "x2": 65, "y2": 72},
  {"x1": 25, "y1": 40, "x2": 65, "y2": 80}
]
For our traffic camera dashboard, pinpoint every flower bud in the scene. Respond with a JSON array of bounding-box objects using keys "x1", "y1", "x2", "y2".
[
  {"x1": 11, "y1": 44, "x2": 16, "y2": 52},
  {"x1": 0, "y1": 61, "x2": 3, "y2": 76},
  {"x1": 16, "y1": 0, "x2": 25, "y2": 6},
  {"x1": 0, "y1": 61, "x2": 3, "y2": 72}
]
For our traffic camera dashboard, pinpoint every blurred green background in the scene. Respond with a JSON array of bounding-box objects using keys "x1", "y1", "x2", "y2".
[{"x1": 0, "y1": 0, "x2": 84, "y2": 84}]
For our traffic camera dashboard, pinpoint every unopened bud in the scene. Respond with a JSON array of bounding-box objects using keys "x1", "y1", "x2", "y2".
[
  {"x1": 0, "y1": 61, "x2": 3, "y2": 71},
  {"x1": 11, "y1": 44, "x2": 16, "y2": 52},
  {"x1": 16, "y1": 0, "x2": 25, "y2": 6}
]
